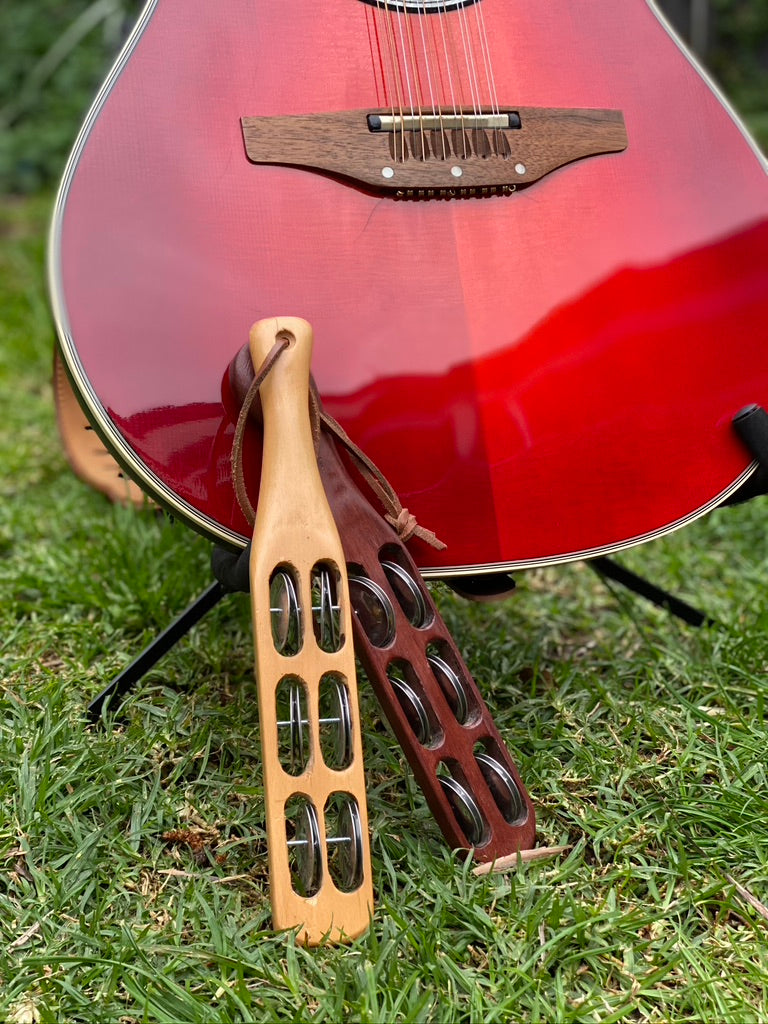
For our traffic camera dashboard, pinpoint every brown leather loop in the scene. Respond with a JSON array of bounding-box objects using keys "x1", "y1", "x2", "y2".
[
  {"x1": 229, "y1": 345, "x2": 446, "y2": 550},
  {"x1": 230, "y1": 336, "x2": 291, "y2": 525}
]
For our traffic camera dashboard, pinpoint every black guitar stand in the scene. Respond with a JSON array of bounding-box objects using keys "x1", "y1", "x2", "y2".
[{"x1": 86, "y1": 405, "x2": 768, "y2": 722}]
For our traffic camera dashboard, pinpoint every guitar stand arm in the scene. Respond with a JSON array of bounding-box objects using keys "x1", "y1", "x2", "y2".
[
  {"x1": 723, "y1": 404, "x2": 768, "y2": 505},
  {"x1": 587, "y1": 404, "x2": 768, "y2": 626}
]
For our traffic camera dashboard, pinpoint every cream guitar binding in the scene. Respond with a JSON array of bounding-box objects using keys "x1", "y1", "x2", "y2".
[{"x1": 247, "y1": 317, "x2": 374, "y2": 945}]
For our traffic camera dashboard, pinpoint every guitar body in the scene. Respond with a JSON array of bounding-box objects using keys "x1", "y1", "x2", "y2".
[{"x1": 50, "y1": 0, "x2": 768, "y2": 575}]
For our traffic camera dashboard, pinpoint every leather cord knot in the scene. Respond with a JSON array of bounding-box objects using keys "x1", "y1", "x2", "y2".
[
  {"x1": 386, "y1": 507, "x2": 419, "y2": 543},
  {"x1": 382, "y1": 506, "x2": 443, "y2": 550}
]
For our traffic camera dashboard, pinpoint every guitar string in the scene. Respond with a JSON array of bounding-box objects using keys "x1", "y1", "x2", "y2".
[
  {"x1": 395, "y1": 6, "x2": 416, "y2": 125},
  {"x1": 433, "y1": 0, "x2": 497, "y2": 162},
  {"x1": 427, "y1": 0, "x2": 453, "y2": 159},
  {"x1": 428, "y1": 4, "x2": 453, "y2": 158},
  {"x1": 388, "y1": 1, "x2": 421, "y2": 163},
  {"x1": 414, "y1": 0, "x2": 444, "y2": 159},
  {"x1": 377, "y1": 0, "x2": 406, "y2": 161},
  {"x1": 447, "y1": 4, "x2": 465, "y2": 157},
  {"x1": 383, "y1": 1, "x2": 451, "y2": 164},
  {"x1": 419, "y1": 12, "x2": 448, "y2": 162},
  {"x1": 365, "y1": 4, "x2": 385, "y2": 107},
  {"x1": 368, "y1": 1, "x2": 495, "y2": 167},
  {"x1": 436, "y1": 0, "x2": 460, "y2": 130},
  {"x1": 419, "y1": 0, "x2": 455, "y2": 160},
  {"x1": 370, "y1": 3, "x2": 392, "y2": 108},
  {"x1": 372, "y1": 2, "x2": 395, "y2": 115},
  {"x1": 472, "y1": 0, "x2": 502, "y2": 152},
  {"x1": 456, "y1": 1, "x2": 482, "y2": 123},
  {"x1": 427, "y1": 7, "x2": 451, "y2": 161},
  {"x1": 390, "y1": 3, "x2": 412, "y2": 161},
  {"x1": 442, "y1": 4, "x2": 459, "y2": 160},
  {"x1": 438, "y1": 0, "x2": 468, "y2": 157},
  {"x1": 403, "y1": 4, "x2": 428, "y2": 155}
]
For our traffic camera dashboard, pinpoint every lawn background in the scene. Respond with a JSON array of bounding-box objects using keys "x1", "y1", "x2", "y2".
[{"x1": 1, "y1": 2, "x2": 768, "y2": 1021}]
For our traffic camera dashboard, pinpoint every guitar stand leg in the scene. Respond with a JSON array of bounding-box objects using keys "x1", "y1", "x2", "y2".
[
  {"x1": 588, "y1": 556, "x2": 716, "y2": 627},
  {"x1": 87, "y1": 580, "x2": 228, "y2": 721},
  {"x1": 87, "y1": 545, "x2": 253, "y2": 721}
]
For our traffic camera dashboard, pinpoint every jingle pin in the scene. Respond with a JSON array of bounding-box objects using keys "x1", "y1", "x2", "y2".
[
  {"x1": 270, "y1": 564, "x2": 343, "y2": 656},
  {"x1": 276, "y1": 675, "x2": 354, "y2": 774}
]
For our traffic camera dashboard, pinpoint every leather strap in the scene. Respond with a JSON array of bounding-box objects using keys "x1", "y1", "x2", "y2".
[
  {"x1": 229, "y1": 342, "x2": 446, "y2": 550},
  {"x1": 53, "y1": 350, "x2": 149, "y2": 508}
]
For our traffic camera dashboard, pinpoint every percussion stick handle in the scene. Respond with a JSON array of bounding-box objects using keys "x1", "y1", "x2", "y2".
[{"x1": 249, "y1": 318, "x2": 323, "y2": 537}]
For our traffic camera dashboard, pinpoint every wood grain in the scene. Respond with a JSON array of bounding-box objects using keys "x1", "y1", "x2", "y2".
[{"x1": 241, "y1": 106, "x2": 627, "y2": 194}]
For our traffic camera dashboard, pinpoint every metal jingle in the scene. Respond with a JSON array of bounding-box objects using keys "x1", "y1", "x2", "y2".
[
  {"x1": 275, "y1": 680, "x2": 309, "y2": 774},
  {"x1": 321, "y1": 568, "x2": 338, "y2": 649},
  {"x1": 439, "y1": 774, "x2": 486, "y2": 847},
  {"x1": 388, "y1": 674, "x2": 432, "y2": 746},
  {"x1": 288, "y1": 682, "x2": 305, "y2": 770},
  {"x1": 277, "y1": 683, "x2": 351, "y2": 726},
  {"x1": 427, "y1": 653, "x2": 469, "y2": 724},
  {"x1": 326, "y1": 797, "x2": 364, "y2": 893},
  {"x1": 475, "y1": 751, "x2": 527, "y2": 825},
  {"x1": 347, "y1": 573, "x2": 397, "y2": 648},
  {"x1": 313, "y1": 565, "x2": 342, "y2": 652},
  {"x1": 333, "y1": 678, "x2": 353, "y2": 766},
  {"x1": 319, "y1": 677, "x2": 354, "y2": 769},
  {"x1": 276, "y1": 680, "x2": 353, "y2": 771},
  {"x1": 270, "y1": 569, "x2": 301, "y2": 654},
  {"x1": 309, "y1": 565, "x2": 342, "y2": 651},
  {"x1": 380, "y1": 560, "x2": 431, "y2": 628},
  {"x1": 286, "y1": 801, "x2": 322, "y2": 896}
]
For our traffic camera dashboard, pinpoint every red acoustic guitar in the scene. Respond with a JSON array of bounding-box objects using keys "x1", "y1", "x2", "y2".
[{"x1": 49, "y1": 1, "x2": 768, "y2": 577}]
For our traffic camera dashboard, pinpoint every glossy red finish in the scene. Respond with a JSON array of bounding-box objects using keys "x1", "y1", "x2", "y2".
[{"x1": 51, "y1": 0, "x2": 768, "y2": 572}]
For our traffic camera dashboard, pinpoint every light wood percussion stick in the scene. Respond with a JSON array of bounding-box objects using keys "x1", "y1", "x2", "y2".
[{"x1": 248, "y1": 317, "x2": 373, "y2": 945}]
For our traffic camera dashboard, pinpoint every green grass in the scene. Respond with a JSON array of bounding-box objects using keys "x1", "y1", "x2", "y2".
[{"x1": 2, "y1": 195, "x2": 768, "y2": 1023}]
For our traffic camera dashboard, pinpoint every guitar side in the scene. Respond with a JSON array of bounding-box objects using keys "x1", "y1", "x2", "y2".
[{"x1": 49, "y1": 0, "x2": 768, "y2": 574}]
